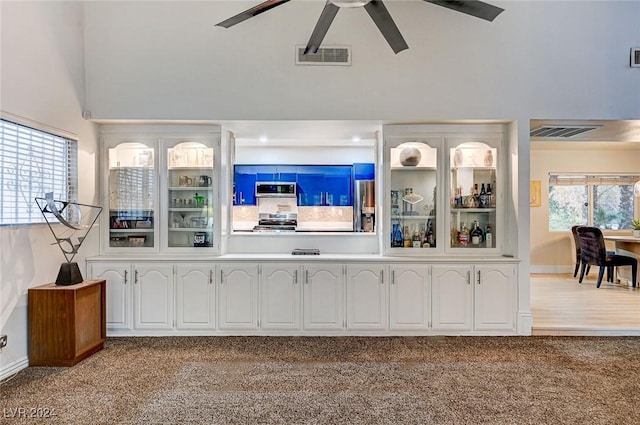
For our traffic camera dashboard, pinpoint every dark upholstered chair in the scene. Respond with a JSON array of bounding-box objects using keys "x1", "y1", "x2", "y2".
[
  {"x1": 577, "y1": 226, "x2": 637, "y2": 288},
  {"x1": 571, "y1": 225, "x2": 590, "y2": 278}
]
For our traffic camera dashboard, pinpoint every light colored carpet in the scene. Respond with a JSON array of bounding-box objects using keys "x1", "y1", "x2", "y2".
[{"x1": 2, "y1": 336, "x2": 639, "y2": 424}]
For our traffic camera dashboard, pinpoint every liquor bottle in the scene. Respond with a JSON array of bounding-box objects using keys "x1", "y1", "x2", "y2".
[
  {"x1": 403, "y1": 225, "x2": 412, "y2": 248},
  {"x1": 486, "y1": 183, "x2": 493, "y2": 207},
  {"x1": 427, "y1": 221, "x2": 435, "y2": 247},
  {"x1": 412, "y1": 225, "x2": 422, "y2": 248},
  {"x1": 473, "y1": 184, "x2": 480, "y2": 207},
  {"x1": 422, "y1": 223, "x2": 430, "y2": 248},
  {"x1": 458, "y1": 222, "x2": 469, "y2": 246},
  {"x1": 451, "y1": 226, "x2": 459, "y2": 247},
  {"x1": 485, "y1": 223, "x2": 493, "y2": 248},
  {"x1": 394, "y1": 223, "x2": 404, "y2": 247},
  {"x1": 479, "y1": 183, "x2": 487, "y2": 208},
  {"x1": 471, "y1": 220, "x2": 483, "y2": 246}
]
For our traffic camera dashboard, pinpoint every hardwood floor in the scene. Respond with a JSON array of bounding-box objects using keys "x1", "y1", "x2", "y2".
[{"x1": 531, "y1": 273, "x2": 640, "y2": 335}]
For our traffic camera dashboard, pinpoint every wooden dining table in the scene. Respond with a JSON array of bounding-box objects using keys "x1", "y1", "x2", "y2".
[{"x1": 603, "y1": 235, "x2": 640, "y2": 286}]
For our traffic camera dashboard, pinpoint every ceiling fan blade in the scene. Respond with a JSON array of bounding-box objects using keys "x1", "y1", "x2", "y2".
[
  {"x1": 304, "y1": 2, "x2": 340, "y2": 55},
  {"x1": 423, "y1": 0, "x2": 504, "y2": 22},
  {"x1": 363, "y1": 0, "x2": 408, "y2": 54},
  {"x1": 216, "y1": 0, "x2": 290, "y2": 28}
]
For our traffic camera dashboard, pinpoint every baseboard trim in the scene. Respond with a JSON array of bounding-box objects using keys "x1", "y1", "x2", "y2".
[
  {"x1": 0, "y1": 355, "x2": 29, "y2": 382},
  {"x1": 532, "y1": 327, "x2": 640, "y2": 336}
]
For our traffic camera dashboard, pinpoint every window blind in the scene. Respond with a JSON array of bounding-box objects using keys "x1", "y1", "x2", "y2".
[
  {"x1": 0, "y1": 118, "x2": 78, "y2": 225},
  {"x1": 549, "y1": 174, "x2": 639, "y2": 186}
]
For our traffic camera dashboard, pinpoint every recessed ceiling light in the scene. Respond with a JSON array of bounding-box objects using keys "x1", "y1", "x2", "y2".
[
  {"x1": 259, "y1": 136, "x2": 268, "y2": 143},
  {"x1": 352, "y1": 136, "x2": 361, "y2": 142}
]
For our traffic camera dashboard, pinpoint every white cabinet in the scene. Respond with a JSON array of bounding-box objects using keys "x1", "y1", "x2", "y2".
[
  {"x1": 389, "y1": 264, "x2": 430, "y2": 331},
  {"x1": 431, "y1": 265, "x2": 473, "y2": 331},
  {"x1": 133, "y1": 264, "x2": 174, "y2": 330},
  {"x1": 431, "y1": 263, "x2": 516, "y2": 332},
  {"x1": 473, "y1": 264, "x2": 516, "y2": 331},
  {"x1": 218, "y1": 264, "x2": 259, "y2": 330},
  {"x1": 176, "y1": 264, "x2": 215, "y2": 330},
  {"x1": 303, "y1": 265, "x2": 345, "y2": 331},
  {"x1": 89, "y1": 261, "x2": 174, "y2": 333},
  {"x1": 89, "y1": 262, "x2": 132, "y2": 332},
  {"x1": 100, "y1": 126, "x2": 221, "y2": 255},
  {"x1": 260, "y1": 265, "x2": 301, "y2": 330},
  {"x1": 346, "y1": 265, "x2": 387, "y2": 330}
]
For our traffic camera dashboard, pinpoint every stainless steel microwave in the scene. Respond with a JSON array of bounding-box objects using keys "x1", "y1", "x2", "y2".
[{"x1": 255, "y1": 182, "x2": 297, "y2": 198}]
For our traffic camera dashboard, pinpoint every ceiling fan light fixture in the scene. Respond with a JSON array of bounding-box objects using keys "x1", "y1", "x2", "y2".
[{"x1": 329, "y1": 0, "x2": 371, "y2": 8}]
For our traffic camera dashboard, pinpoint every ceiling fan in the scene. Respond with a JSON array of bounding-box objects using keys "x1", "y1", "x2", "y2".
[{"x1": 216, "y1": 0, "x2": 504, "y2": 55}]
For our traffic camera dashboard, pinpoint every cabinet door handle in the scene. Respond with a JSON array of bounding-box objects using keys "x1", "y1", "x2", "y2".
[
  {"x1": 134, "y1": 270, "x2": 139, "y2": 284},
  {"x1": 305, "y1": 270, "x2": 309, "y2": 284},
  {"x1": 466, "y1": 271, "x2": 471, "y2": 285},
  {"x1": 124, "y1": 269, "x2": 128, "y2": 284},
  {"x1": 220, "y1": 270, "x2": 224, "y2": 284},
  {"x1": 294, "y1": 269, "x2": 298, "y2": 285},
  {"x1": 477, "y1": 270, "x2": 481, "y2": 285},
  {"x1": 380, "y1": 269, "x2": 384, "y2": 284},
  {"x1": 209, "y1": 270, "x2": 214, "y2": 285},
  {"x1": 391, "y1": 270, "x2": 395, "y2": 285}
]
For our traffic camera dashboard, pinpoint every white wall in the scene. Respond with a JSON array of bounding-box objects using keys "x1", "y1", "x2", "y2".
[
  {"x1": 530, "y1": 143, "x2": 640, "y2": 273},
  {"x1": 0, "y1": 1, "x2": 98, "y2": 378}
]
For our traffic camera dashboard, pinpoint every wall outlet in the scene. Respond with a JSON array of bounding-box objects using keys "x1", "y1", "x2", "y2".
[{"x1": 0, "y1": 334, "x2": 7, "y2": 349}]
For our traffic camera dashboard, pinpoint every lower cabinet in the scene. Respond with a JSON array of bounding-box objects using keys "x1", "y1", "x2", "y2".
[
  {"x1": 176, "y1": 264, "x2": 215, "y2": 330},
  {"x1": 89, "y1": 262, "x2": 132, "y2": 332},
  {"x1": 218, "y1": 264, "x2": 259, "y2": 330},
  {"x1": 473, "y1": 264, "x2": 517, "y2": 331},
  {"x1": 389, "y1": 265, "x2": 431, "y2": 331},
  {"x1": 346, "y1": 265, "x2": 387, "y2": 330},
  {"x1": 89, "y1": 262, "x2": 174, "y2": 332},
  {"x1": 303, "y1": 265, "x2": 345, "y2": 331},
  {"x1": 88, "y1": 259, "x2": 518, "y2": 335},
  {"x1": 432, "y1": 265, "x2": 473, "y2": 331},
  {"x1": 133, "y1": 264, "x2": 174, "y2": 330},
  {"x1": 432, "y1": 263, "x2": 516, "y2": 332},
  {"x1": 260, "y1": 264, "x2": 301, "y2": 330}
]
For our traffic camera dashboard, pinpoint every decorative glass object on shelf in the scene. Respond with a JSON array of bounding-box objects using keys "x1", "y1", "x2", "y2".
[
  {"x1": 108, "y1": 142, "x2": 156, "y2": 248},
  {"x1": 389, "y1": 141, "x2": 437, "y2": 251},
  {"x1": 449, "y1": 141, "x2": 497, "y2": 249},
  {"x1": 167, "y1": 142, "x2": 214, "y2": 248}
]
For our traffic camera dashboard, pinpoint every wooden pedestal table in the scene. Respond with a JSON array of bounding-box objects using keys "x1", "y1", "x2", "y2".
[
  {"x1": 28, "y1": 279, "x2": 106, "y2": 366},
  {"x1": 603, "y1": 236, "x2": 640, "y2": 287}
]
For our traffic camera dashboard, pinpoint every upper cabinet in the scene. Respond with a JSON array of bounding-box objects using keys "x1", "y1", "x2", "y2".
[
  {"x1": 383, "y1": 124, "x2": 506, "y2": 256},
  {"x1": 447, "y1": 139, "x2": 500, "y2": 253},
  {"x1": 106, "y1": 140, "x2": 158, "y2": 251},
  {"x1": 165, "y1": 139, "x2": 216, "y2": 251},
  {"x1": 100, "y1": 126, "x2": 221, "y2": 254}
]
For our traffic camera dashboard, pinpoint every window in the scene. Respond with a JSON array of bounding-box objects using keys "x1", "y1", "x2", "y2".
[
  {"x1": 0, "y1": 118, "x2": 78, "y2": 226},
  {"x1": 549, "y1": 174, "x2": 637, "y2": 231}
]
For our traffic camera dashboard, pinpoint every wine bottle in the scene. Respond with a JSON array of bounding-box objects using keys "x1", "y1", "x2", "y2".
[
  {"x1": 422, "y1": 223, "x2": 430, "y2": 248},
  {"x1": 486, "y1": 183, "x2": 493, "y2": 207}
]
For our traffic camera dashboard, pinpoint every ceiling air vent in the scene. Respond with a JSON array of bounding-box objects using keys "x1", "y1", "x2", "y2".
[
  {"x1": 631, "y1": 47, "x2": 640, "y2": 68},
  {"x1": 295, "y1": 46, "x2": 351, "y2": 66},
  {"x1": 530, "y1": 125, "x2": 602, "y2": 138}
]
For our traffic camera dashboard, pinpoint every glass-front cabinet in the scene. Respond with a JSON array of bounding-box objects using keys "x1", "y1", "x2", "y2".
[
  {"x1": 101, "y1": 127, "x2": 220, "y2": 254},
  {"x1": 107, "y1": 142, "x2": 157, "y2": 250},
  {"x1": 383, "y1": 124, "x2": 504, "y2": 256},
  {"x1": 385, "y1": 139, "x2": 441, "y2": 254},
  {"x1": 447, "y1": 139, "x2": 500, "y2": 253},
  {"x1": 166, "y1": 141, "x2": 215, "y2": 249}
]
